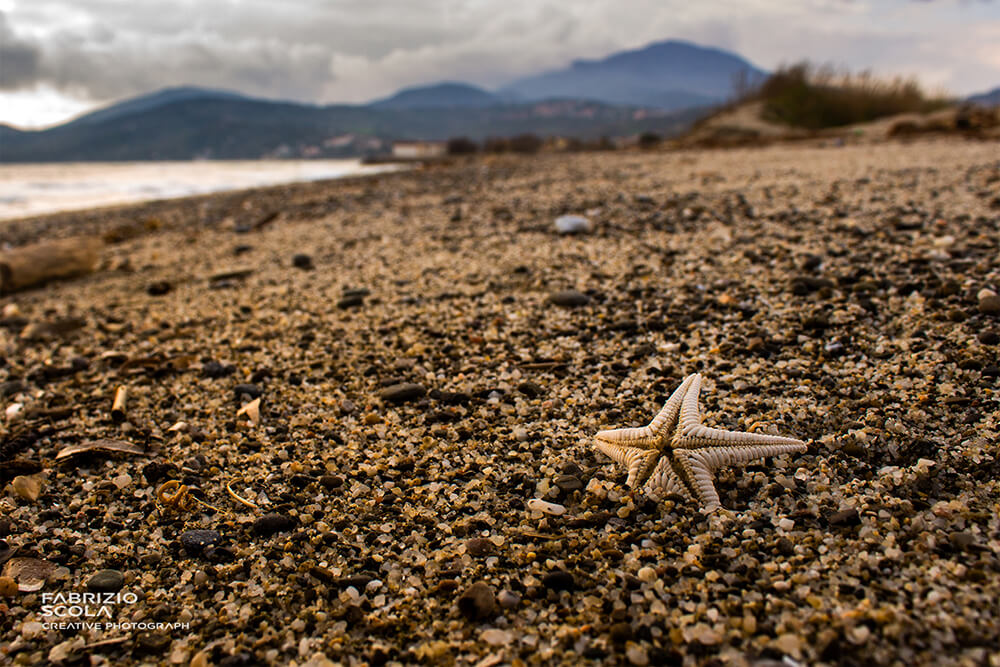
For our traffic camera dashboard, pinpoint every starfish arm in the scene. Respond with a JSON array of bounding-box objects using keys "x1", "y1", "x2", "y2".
[
  {"x1": 642, "y1": 457, "x2": 693, "y2": 501},
  {"x1": 646, "y1": 373, "x2": 697, "y2": 435},
  {"x1": 672, "y1": 449, "x2": 722, "y2": 512},
  {"x1": 594, "y1": 440, "x2": 660, "y2": 489},
  {"x1": 595, "y1": 426, "x2": 657, "y2": 448},
  {"x1": 678, "y1": 423, "x2": 807, "y2": 450},
  {"x1": 694, "y1": 442, "x2": 808, "y2": 471}
]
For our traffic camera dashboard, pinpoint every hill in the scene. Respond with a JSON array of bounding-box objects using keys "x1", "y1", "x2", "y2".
[
  {"x1": 64, "y1": 86, "x2": 256, "y2": 126},
  {"x1": 370, "y1": 82, "x2": 500, "y2": 109},
  {"x1": 0, "y1": 96, "x2": 702, "y2": 162},
  {"x1": 499, "y1": 39, "x2": 766, "y2": 109}
]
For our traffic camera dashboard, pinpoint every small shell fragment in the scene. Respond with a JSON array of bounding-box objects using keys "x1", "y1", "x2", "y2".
[
  {"x1": 9, "y1": 475, "x2": 42, "y2": 501},
  {"x1": 236, "y1": 397, "x2": 261, "y2": 425},
  {"x1": 55, "y1": 438, "x2": 146, "y2": 460},
  {"x1": 2, "y1": 557, "x2": 64, "y2": 592},
  {"x1": 111, "y1": 385, "x2": 128, "y2": 422},
  {"x1": 526, "y1": 499, "x2": 566, "y2": 516}
]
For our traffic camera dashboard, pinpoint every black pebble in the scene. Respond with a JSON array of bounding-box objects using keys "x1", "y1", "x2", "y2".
[
  {"x1": 253, "y1": 513, "x2": 296, "y2": 537},
  {"x1": 379, "y1": 382, "x2": 426, "y2": 404},
  {"x1": 541, "y1": 570, "x2": 576, "y2": 591},
  {"x1": 548, "y1": 290, "x2": 590, "y2": 307},
  {"x1": 234, "y1": 383, "x2": 262, "y2": 399},
  {"x1": 180, "y1": 530, "x2": 221, "y2": 555},
  {"x1": 292, "y1": 254, "x2": 314, "y2": 270},
  {"x1": 146, "y1": 281, "x2": 172, "y2": 296}
]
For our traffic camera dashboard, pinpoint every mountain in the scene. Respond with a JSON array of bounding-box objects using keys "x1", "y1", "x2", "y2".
[
  {"x1": 0, "y1": 96, "x2": 701, "y2": 162},
  {"x1": 371, "y1": 82, "x2": 501, "y2": 109},
  {"x1": 65, "y1": 86, "x2": 255, "y2": 126},
  {"x1": 967, "y1": 86, "x2": 1000, "y2": 107},
  {"x1": 0, "y1": 39, "x2": 762, "y2": 161},
  {"x1": 499, "y1": 39, "x2": 766, "y2": 109}
]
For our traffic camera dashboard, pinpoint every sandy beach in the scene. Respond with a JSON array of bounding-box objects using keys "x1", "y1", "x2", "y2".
[{"x1": 1, "y1": 138, "x2": 999, "y2": 666}]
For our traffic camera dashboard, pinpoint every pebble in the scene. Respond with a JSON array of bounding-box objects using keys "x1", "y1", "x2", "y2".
[
  {"x1": 554, "y1": 215, "x2": 592, "y2": 234},
  {"x1": 87, "y1": 569, "x2": 125, "y2": 593},
  {"x1": 465, "y1": 538, "x2": 495, "y2": 557},
  {"x1": 179, "y1": 530, "x2": 221, "y2": 554},
  {"x1": 512, "y1": 426, "x2": 529, "y2": 442},
  {"x1": 978, "y1": 288, "x2": 1000, "y2": 315},
  {"x1": 548, "y1": 290, "x2": 590, "y2": 307},
  {"x1": 626, "y1": 645, "x2": 649, "y2": 666},
  {"x1": 554, "y1": 474, "x2": 582, "y2": 493},
  {"x1": 292, "y1": 253, "x2": 314, "y2": 270},
  {"x1": 480, "y1": 628, "x2": 512, "y2": 646},
  {"x1": 378, "y1": 382, "x2": 426, "y2": 404},
  {"x1": 527, "y1": 499, "x2": 566, "y2": 516},
  {"x1": 497, "y1": 590, "x2": 520, "y2": 609},
  {"x1": 234, "y1": 383, "x2": 262, "y2": 399},
  {"x1": 637, "y1": 566, "x2": 657, "y2": 583},
  {"x1": 146, "y1": 281, "x2": 172, "y2": 296},
  {"x1": 337, "y1": 294, "x2": 365, "y2": 309},
  {"x1": 541, "y1": 570, "x2": 575, "y2": 591},
  {"x1": 0, "y1": 575, "x2": 17, "y2": 597},
  {"x1": 457, "y1": 582, "x2": 496, "y2": 621},
  {"x1": 253, "y1": 513, "x2": 296, "y2": 536},
  {"x1": 828, "y1": 508, "x2": 861, "y2": 527}
]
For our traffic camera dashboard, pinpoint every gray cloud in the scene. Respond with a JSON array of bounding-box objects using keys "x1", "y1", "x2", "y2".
[
  {"x1": 0, "y1": 0, "x2": 998, "y2": 108},
  {"x1": 0, "y1": 12, "x2": 42, "y2": 89}
]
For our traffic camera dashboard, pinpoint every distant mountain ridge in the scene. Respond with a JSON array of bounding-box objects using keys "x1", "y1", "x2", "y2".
[
  {"x1": 967, "y1": 86, "x2": 1000, "y2": 107},
  {"x1": 498, "y1": 39, "x2": 767, "y2": 109},
  {"x1": 0, "y1": 38, "x2": 761, "y2": 161},
  {"x1": 371, "y1": 82, "x2": 500, "y2": 109}
]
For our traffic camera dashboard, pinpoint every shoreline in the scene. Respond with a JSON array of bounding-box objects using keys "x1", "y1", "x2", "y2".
[{"x1": 2, "y1": 138, "x2": 999, "y2": 665}]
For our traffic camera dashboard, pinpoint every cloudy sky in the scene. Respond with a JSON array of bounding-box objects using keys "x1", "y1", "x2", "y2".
[{"x1": 1, "y1": 0, "x2": 998, "y2": 128}]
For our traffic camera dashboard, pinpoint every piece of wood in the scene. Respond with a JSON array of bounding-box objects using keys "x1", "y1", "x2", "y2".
[{"x1": 0, "y1": 237, "x2": 102, "y2": 294}]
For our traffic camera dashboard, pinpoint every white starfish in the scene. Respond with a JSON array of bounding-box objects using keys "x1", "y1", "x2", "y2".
[{"x1": 594, "y1": 373, "x2": 807, "y2": 512}]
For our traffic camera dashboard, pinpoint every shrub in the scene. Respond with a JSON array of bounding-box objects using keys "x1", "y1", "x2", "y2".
[
  {"x1": 740, "y1": 62, "x2": 952, "y2": 130},
  {"x1": 446, "y1": 137, "x2": 478, "y2": 155},
  {"x1": 637, "y1": 132, "x2": 662, "y2": 149},
  {"x1": 507, "y1": 134, "x2": 543, "y2": 153}
]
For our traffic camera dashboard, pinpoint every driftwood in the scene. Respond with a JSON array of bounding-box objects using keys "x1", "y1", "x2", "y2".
[{"x1": 0, "y1": 237, "x2": 102, "y2": 294}]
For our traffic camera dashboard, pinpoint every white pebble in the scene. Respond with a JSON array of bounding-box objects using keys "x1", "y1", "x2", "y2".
[
  {"x1": 778, "y1": 518, "x2": 795, "y2": 531},
  {"x1": 113, "y1": 473, "x2": 132, "y2": 489},
  {"x1": 527, "y1": 499, "x2": 566, "y2": 516},
  {"x1": 480, "y1": 628, "x2": 512, "y2": 646},
  {"x1": 637, "y1": 566, "x2": 657, "y2": 583},
  {"x1": 554, "y1": 215, "x2": 592, "y2": 234}
]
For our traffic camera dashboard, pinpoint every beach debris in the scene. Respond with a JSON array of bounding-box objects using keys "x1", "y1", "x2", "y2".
[
  {"x1": 554, "y1": 214, "x2": 592, "y2": 235},
  {"x1": 236, "y1": 397, "x2": 261, "y2": 425},
  {"x1": 2, "y1": 556, "x2": 66, "y2": 592},
  {"x1": 156, "y1": 480, "x2": 223, "y2": 514},
  {"x1": 226, "y1": 481, "x2": 259, "y2": 509},
  {"x1": 111, "y1": 385, "x2": 128, "y2": 422},
  {"x1": 594, "y1": 373, "x2": 808, "y2": 512},
  {"x1": 55, "y1": 438, "x2": 146, "y2": 461},
  {"x1": 8, "y1": 474, "x2": 43, "y2": 501},
  {"x1": 0, "y1": 237, "x2": 102, "y2": 294}
]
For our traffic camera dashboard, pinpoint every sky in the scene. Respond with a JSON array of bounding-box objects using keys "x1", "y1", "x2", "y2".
[{"x1": 1, "y1": 0, "x2": 999, "y2": 129}]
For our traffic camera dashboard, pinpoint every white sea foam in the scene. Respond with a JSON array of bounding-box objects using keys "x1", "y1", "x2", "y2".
[{"x1": 0, "y1": 160, "x2": 398, "y2": 221}]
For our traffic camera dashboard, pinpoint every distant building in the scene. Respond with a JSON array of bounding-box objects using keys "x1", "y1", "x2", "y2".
[{"x1": 391, "y1": 141, "x2": 447, "y2": 159}]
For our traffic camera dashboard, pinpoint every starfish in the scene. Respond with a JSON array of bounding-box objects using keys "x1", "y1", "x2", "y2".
[{"x1": 594, "y1": 373, "x2": 807, "y2": 512}]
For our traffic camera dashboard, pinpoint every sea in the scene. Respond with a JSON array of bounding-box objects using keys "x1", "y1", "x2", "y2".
[{"x1": 0, "y1": 160, "x2": 398, "y2": 222}]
